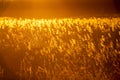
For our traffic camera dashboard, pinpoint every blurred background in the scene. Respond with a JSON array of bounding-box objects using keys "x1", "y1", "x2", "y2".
[{"x1": 0, "y1": 0, "x2": 120, "y2": 18}]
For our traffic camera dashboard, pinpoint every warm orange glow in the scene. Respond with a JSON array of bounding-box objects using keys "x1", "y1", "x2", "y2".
[
  {"x1": 0, "y1": 0, "x2": 119, "y2": 18},
  {"x1": 0, "y1": 0, "x2": 120, "y2": 79},
  {"x1": 0, "y1": 17, "x2": 120, "y2": 79}
]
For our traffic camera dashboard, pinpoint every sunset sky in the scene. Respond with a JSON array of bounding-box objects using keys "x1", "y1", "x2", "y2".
[{"x1": 0, "y1": 0, "x2": 120, "y2": 18}]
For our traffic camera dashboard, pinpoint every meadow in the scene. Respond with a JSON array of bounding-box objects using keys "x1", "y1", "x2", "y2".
[{"x1": 0, "y1": 17, "x2": 120, "y2": 80}]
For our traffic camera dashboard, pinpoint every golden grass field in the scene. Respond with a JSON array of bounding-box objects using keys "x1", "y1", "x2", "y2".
[{"x1": 0, "y1": 17, "x2": 120, "y2": 80}]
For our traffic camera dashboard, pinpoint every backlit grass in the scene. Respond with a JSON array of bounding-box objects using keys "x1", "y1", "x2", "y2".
[{"x1": 0, "y1": 17, "x2": 120, "y2": 80}]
